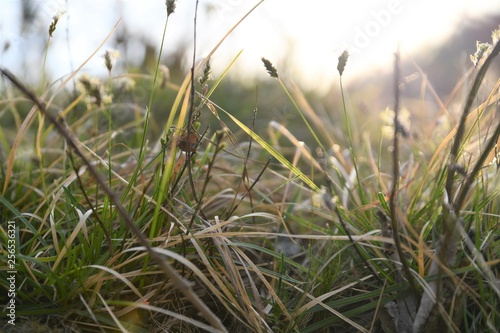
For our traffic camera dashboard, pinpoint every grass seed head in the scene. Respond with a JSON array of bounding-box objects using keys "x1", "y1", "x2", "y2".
[
  {"x1": 471, "y1": 26, "x2": 500, "y2": 67},
  {"x1": 104, "y1": 49, "x2": 121, "y2": 72},
  {"x1": 77, "y1": 74, "x2": 113, "y2": 107},
  {"x1": 166, "y1": 0, "x2": 176, "y2": 16},
  {"x1": 48, "y1": 11, "x2": 65, "y2": 37},
  {"x1": 261, "y1": 57, "x2": 279, "y2": 79},
  {"x1": 470, "y1": 41, "x2": 492, "y2": 67},
  {"x1": 198, "y1": 59, "x2": 212, "y2": 86},
  {"x1": 337, "y1": 50, "x2": 349, "y2": 76}
]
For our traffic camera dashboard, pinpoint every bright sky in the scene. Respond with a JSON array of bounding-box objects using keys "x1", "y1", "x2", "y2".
[{"x1": 0, "y1": 0, "x2": 499, "y2": 91}]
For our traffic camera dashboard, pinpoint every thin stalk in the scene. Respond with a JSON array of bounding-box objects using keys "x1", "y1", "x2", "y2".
[
  {"x1": 129, "y1": 8, "x2": 173, "y2": 198},
  {"x1": 186, "y1": 0, "x2": 200, "y2": 207},
  {"x1": 339, "y1": 76, "x2": 366, "y2": 205},
  {"x1": 389, "y1": 47, "x2": 418, "y2": 296}
]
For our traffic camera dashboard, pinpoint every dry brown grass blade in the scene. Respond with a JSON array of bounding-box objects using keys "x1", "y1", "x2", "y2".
[
  {"x1": 1, "y1": 102, "x2": 41, "y2": 195},
  {"x1": 209, "y1": 227, "x2": 265, "y2": 331}
]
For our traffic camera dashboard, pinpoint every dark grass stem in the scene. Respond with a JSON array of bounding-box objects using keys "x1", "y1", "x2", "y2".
[
  {"x1": 445, "y1": 40, "x2": 500, "y2": 202},
  {"x1": 0, "y1": 68, "x2": 227, "y2": 333},
  {"x1": 389, "y1": 47, "x2": 418, "y2": 296}
]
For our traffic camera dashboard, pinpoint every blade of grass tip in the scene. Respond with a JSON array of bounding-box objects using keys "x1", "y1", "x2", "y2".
[
  {"x1": 200, "y1": 1, "x2": 264, "y2": 68},
  {"x1": 86, "y1": 265, "x2": 145, "y2": 299},
  {"x1": 0, "y1": 194, "x2": 39, "y2": 235}
]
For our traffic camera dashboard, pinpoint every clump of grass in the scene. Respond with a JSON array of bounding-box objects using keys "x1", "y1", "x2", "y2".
[{"x1": 1, "y1": 3, "x2": 499, "y2": 333}]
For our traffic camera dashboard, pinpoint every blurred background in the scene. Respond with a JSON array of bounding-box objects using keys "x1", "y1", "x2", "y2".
[
  {"x1": 0, "y1": 0, "x2": 499, "y2": 142},
  {"x1": 1, "y1": 1, "x2": 498, "y2": 85}
]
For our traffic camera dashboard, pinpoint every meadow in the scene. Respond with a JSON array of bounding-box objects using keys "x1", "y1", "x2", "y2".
[{"x1": 1, "y1": 2, "x2": 499, "y2": 332}]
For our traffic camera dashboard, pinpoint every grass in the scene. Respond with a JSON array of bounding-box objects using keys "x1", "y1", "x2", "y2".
[{"x1": 1, "y1": 2, "x2": 500, "y2": 332}]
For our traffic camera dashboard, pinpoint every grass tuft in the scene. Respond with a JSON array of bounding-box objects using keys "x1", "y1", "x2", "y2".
[{"x1": 1, "y1": 6, "x2": 499, "y2": 333}]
